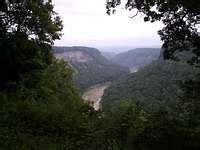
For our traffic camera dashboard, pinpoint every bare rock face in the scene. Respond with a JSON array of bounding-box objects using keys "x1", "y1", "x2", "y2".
[{"x1": 55, "y1": 51, "x2": 93, "y2": 63}]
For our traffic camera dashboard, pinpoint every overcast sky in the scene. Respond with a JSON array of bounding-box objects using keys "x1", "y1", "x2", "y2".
[{"x1": 53, "y1": 0, "x2": 163, "y2": 52}]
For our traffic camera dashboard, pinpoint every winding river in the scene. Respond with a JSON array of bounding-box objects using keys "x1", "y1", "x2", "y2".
[{"x1": 82, "y1": 82, "x2": 110, "y2": 110}]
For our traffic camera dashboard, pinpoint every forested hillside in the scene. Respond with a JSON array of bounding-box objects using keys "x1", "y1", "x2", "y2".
[
  {"x1": 111, "y1": 48, "x2": 160, "y2": 72},
  {"x1": 102, "y1": 60, "x2": 199, "y2": 111},
  {"x1": 54, "y1": 46, "x2": 129, "y2": 91}
]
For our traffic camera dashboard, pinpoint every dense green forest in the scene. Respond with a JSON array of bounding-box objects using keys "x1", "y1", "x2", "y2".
[
  {"x1": 1, "y1": 0, "x2": 200, "y2": 149},
  {"x1": 102, "y1": 60, "x2": 199, "y2": 111},
  {"x1": 53, "y1": 46, "x2": 129, "y2": 91}
]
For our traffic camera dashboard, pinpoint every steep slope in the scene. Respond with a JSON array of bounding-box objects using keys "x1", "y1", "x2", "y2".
[
  {"x1": 101, "y1": 60, "x2": 198, "y2": 111},
  {"x1": 111, "y1": 48, "x2": 161, "y2": 72},
  {"x1": 53, "y1": 46, "x2": 129, "y2": 91}
]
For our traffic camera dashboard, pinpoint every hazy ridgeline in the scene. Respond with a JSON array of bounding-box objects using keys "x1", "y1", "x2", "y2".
[{"x1": 109, "y1": 48, "x2": 161, "y2": 70}]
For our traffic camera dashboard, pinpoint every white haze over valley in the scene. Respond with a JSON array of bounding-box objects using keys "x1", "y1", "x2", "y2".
[{"x1": 53, "y1": 0, "x2": 163, "y2": 52}]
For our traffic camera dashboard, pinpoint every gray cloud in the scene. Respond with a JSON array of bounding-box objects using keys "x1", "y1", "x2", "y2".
[{"x1": 53, "y1": 0, "x2": 163, "y2": 51}]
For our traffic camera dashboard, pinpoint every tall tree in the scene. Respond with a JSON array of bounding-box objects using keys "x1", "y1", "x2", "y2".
[
  {"x1": 0, "y1": 0, "x2": 63, "y2": 89},
  {"x1": 0, "y1": 0, "x2": 62, "y2": 44}
]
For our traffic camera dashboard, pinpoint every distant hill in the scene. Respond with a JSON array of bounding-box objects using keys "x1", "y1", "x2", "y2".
[
  {"x1": 111, "y1": 48, "x2": 161, "y2": 72},
  {"x1": 101, "y1": 60, "x2": 198, "y2": 111},
  {"x1": 53, "y1": 46, "x2": 129, "y2": 91},
  {"x1": 101, "y1": 51, "x2": 117, "y2": 60}
]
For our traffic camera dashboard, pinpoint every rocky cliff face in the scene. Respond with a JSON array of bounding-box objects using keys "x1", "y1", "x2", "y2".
[{"x1": 55, "y1": 51, "x2": 93, "y2": 63}]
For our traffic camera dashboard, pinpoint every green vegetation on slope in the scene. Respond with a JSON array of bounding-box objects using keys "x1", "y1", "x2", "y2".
[
  {"x1": 102, "y1": 60, "x2": 199, "y2": 111},
  {"x1": 54, "y1": 46, "x2": 129, "y2": 91},
  {"x1": 100, "y1": 60, "x2": 200, "y2": 149},
  {"x1": 0, "y1": 60, "x2": 100, "y2": 149}
]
